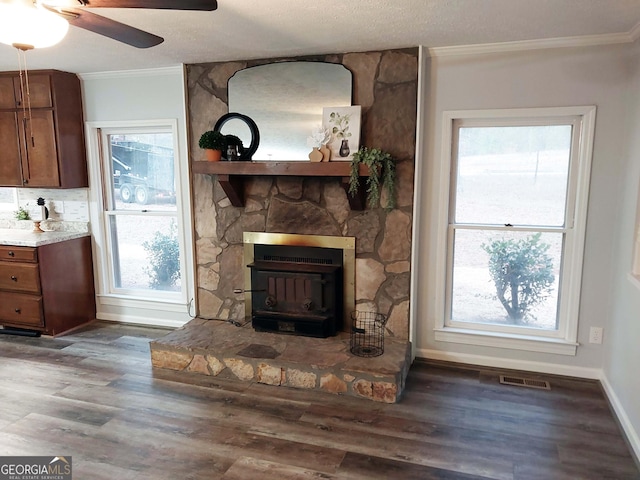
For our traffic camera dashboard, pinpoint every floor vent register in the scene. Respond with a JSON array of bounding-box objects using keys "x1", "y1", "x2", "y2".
[{"x1": 499, "y1": 375, "x2": 551, "y2": 390}]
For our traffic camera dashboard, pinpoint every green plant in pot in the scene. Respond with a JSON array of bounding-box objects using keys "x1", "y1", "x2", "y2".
[
  {"x1": 349, "y1": 146, "x2": 396, "y2": 209},
  {"x1": 14, "y1": 205, "x2": 30, "y2": 220},
  {"x1": 223, "y1": 134, "x2": 244, "y2": 161},
  {"x1": 198, "y1": 130, "x2": 226, "y2": 161}
]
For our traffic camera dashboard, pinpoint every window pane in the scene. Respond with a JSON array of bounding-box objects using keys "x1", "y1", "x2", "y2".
[
  {"x1": 455, "y1": 125, "x2": 571, "y2": 226},
  {"x1": 450, "y1": 229, "x2": 562, "y2": 330},
  {"x1": 108, "y1": 133, "x2": 177, "y2": 211},
  {"x1": 109, "y1": 215, "x2": 181, "y2": 292}
]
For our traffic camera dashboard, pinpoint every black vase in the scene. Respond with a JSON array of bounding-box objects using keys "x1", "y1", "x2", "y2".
[{"x1": 339, "y1": 139, "x2": 350, "y2": 157}]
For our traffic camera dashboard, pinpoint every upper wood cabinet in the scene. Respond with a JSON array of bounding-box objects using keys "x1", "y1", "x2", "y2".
[
  {"x1": 0, "y1": 75, "x2": 53, "y2": 109},
  {"x1": 0, "y1": 70, "x2": 88, "y2": 188}
]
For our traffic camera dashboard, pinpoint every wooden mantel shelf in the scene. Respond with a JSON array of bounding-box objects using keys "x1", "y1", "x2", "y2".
[{"x1": 192, "y1": 161, "x2": 370, "y2": 210}]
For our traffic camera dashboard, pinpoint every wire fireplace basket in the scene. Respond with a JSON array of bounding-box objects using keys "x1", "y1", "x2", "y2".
[{"x1": 350, "y1": 311, "x2": 387, "y2": 357}]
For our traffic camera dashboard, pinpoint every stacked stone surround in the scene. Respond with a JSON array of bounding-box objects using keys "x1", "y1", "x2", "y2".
[
  {"x1": 151, "y1": 318, "x2": 412, "y2": 403},
  {"x1": 187, "y1": 48, "x2": 418, "y2": 339}
]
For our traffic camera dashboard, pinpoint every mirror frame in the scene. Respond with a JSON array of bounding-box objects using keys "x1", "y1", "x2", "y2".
[{"x1": 214, "y1": 112, "x2": 260, "y2": 161}]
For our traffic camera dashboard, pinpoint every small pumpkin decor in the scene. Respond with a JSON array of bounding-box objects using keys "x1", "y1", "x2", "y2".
[
  {"x1": 198, "y1": 130, "x2": 226, "y2": 161},
  {"x1": 349, "y1": 146, "x2": 397, "y2": 209}
]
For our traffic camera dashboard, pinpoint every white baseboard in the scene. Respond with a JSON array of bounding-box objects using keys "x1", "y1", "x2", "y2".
[
  {"x1": 97, "y1": 312, "x2": 185, "y2": 329},
  {"x1": 416, "y1": 348, "x2": 601, "y2": 379},
  {"x1": 600, "y1": 373, "x2": 640, "y2": 464}
]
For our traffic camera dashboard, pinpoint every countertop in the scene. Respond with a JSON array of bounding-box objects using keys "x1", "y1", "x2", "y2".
[{"x1": 0, "y1": 229, "x2": 90, "y2": 247}]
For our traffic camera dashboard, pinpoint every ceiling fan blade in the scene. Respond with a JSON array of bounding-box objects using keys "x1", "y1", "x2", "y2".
[
  {"x1": 79, "y1": 0, "x2": 217, "y2": 10},
  {"x1": 64, "y1": 8, "x2": 163, "y2": 48}
]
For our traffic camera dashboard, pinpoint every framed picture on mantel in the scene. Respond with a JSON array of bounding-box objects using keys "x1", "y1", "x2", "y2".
[{"x1": 323, "y1": 105, "x2": 361, "y2": 161}]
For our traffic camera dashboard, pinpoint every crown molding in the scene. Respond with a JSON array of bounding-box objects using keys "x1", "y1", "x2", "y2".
[
  {"x1": 78, "y1": 65, "x2": 183, "y2": 80},
  {"x1": 428, "y1": 25, "x2": 640, "y2": 58}
]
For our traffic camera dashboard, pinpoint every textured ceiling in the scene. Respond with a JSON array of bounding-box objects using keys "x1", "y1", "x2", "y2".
[{"x1": 0, "y1": 0, "x2": 639, "y2": 74}]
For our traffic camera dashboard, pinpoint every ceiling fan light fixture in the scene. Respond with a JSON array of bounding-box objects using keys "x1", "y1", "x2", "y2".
[{"x1": 0, "y1": 1, "x2": 69, "y2": 49}]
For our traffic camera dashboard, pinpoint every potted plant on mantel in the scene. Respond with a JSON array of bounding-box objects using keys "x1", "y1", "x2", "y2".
[
  {"x1": 349, "y1": 146, "x2": 397, "y2": 209},
  {"x1": 198, "y1": 130, "x2": 226, "y2": 161}
]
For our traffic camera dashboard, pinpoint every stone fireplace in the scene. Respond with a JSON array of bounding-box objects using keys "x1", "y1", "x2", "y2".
[
  {"x1": 149, "y1": 48, "x2": 417, "y2": 403},
  {"x1": 188, "y1": 48, "x2": 417, "y2": 339}
]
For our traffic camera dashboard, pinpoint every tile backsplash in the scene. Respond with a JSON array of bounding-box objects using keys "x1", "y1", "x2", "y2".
[
  {"x1": 0, "y1": 188, "x2": 90, "y2": 233},
  {"x1": 15, "y1": 188, "x2": 90, "y2": 222}
]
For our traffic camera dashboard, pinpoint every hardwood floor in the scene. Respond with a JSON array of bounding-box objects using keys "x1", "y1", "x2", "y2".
[{"x1": 0, "y1": 321, "x2": 637, "y2": 479}]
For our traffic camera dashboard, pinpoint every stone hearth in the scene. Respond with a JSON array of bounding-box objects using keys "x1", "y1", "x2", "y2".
[{"x1": 150, "y1": 318, "x2": 411, "y2": 403}]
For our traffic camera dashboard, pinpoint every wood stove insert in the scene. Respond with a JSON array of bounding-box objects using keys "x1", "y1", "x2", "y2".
[{"x1": 248, "y1": 244, "x2": 343, "y2": 338}]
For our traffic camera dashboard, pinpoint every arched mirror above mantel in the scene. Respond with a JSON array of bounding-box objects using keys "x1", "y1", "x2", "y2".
[{"x1": 227, "y1": 61, "x2": 353, "y2": 161}]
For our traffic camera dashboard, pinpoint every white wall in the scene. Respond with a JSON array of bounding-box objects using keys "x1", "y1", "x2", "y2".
[
  {"x1": 416, "y1": 43, "x2": 631, "y2": 372},
  {"x1": 602, "y1": 38, "x2": 640, "y2": 459},
  {"x1": 82, "y1": 67, "x2": 187, "y2": 123},
  {"x1": 81, "y1": 66, "x2": 195, "y2": 327}
]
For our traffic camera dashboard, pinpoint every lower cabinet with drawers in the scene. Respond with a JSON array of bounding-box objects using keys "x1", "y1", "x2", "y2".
[{"x1": 0, "y1": 236, "x2": 96, "y2": 335}]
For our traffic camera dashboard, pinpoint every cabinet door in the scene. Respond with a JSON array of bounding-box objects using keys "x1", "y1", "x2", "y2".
[
  {"x1": 0, "y1": 77, "x2": 17, "y2": 109},
  {"x1": 0, "y1": 75, "x2": 52, "y2": 109},
  {"x1": 12, "y1": 74, "x2": 52, "y2": 109},
  {"x1": 0, "y1": 292, "x2": 44, "y2": 327},
  {"x1": 0, "y1": 246, "x2": 37, "y2": 263},
  {"x1": 21, "y1": 110, "x2": 60, "y2": 187},
  {"x1": 0, "y1": 262, "x2": 41, "y2": 293},
  {"x1": 0, "y1": 111, "x2": 23, "y2": 186}
]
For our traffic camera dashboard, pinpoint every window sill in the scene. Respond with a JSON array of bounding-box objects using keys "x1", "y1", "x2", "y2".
[
  {"x1": 434, "y1": 327, "x2": 578, "y2": 356},
  {"x1": 97, "y1": 293, "x2": 186, "y2": 312}
]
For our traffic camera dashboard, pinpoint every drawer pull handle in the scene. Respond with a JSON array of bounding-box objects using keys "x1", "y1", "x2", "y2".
[
  {"x1": 14, "y1": 308, "x2": 21, "y2": 314},
  {"x1": 11, "y1": 276, "x2": 17, "y2": 281},
  {"x1": 8, "y1": 251, "x2": 15, "y2": 257}
]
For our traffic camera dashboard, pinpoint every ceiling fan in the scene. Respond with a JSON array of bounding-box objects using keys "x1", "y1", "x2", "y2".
[{"x1": 0, "y1": 0, "x2": 218, "y2": 49}]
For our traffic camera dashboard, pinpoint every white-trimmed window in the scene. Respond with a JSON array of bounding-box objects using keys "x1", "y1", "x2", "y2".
[
  {"x1": 98, "y1": 126, "x2": 183, "y2": 298},
  {"x1": 86, "y1": 120, "x2": 194, "y2": 328},
  {"x1": 434, "y1": 107, "x2": 596, "y2": 355}
]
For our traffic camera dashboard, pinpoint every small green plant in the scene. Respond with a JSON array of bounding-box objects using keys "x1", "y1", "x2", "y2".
[
  {"x1": 482, "y1": 233, "x2": 555, "y2": 324},
  {"x1": 14, "y1": 206, "x2": 30, "y2": 220},
  {"x1": 198, "y1": 130, "x2": 226, "y2": 150},
  {"x1": 349, "y1": 147, "x2": 396, "y2": 209},
  {"x1": 143, "y1": 222, "x2": 180, "y2": 289}
]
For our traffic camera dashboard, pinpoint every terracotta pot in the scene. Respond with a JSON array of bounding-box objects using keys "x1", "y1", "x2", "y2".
[{"x1": 205, "y1": 149, "x2": 222, "y2": 161}]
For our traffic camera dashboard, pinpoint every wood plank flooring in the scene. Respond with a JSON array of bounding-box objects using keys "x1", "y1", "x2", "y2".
[{"x1": 0, "y1": 321, "x2": 637, "y2": 479}]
